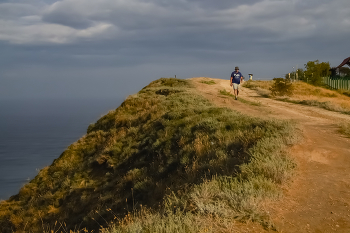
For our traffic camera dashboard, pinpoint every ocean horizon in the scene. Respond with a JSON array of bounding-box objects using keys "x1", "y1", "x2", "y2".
[{"x1": 0, "y1": 97, "x2": 123, "y2": 200}]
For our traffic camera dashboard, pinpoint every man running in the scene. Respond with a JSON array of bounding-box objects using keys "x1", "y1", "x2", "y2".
[{"x1": 230, "y1": 66, "x2": 243, "y2": 100}]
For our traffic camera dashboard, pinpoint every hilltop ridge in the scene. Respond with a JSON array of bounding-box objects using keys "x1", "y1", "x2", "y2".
[{"x1": 0, "y1": 78, "x2": 300, "y2": 232}]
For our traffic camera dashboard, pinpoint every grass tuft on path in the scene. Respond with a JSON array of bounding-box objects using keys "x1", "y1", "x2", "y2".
[
  {"x1": 339, "y1": 122, "x2": 350, "y2": 137},
  {"x1": 201, "y1": 79, "x2": 216, "y2": 85},
  {"x1": 219, "y1": 89, "x2": 261, "y2": 106}
]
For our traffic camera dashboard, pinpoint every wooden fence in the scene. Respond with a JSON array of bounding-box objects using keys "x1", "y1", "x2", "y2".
[{"x1": 323, "y1": 76, "x2": 350, "y2": 90}]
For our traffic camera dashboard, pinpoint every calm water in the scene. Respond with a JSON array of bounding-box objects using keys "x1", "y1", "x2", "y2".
[{"x1": 0, "y1": 98, "x2": 123, "y2": 200}]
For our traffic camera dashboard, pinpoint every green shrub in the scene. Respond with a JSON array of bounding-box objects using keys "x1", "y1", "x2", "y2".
[{"x1": 270, "y1": 78, "x2": 294, "y2": 96}]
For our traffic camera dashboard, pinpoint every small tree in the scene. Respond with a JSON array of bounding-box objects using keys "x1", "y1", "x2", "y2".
[
  {"x1": 270, "y1": 77, "x2": 294, "y2": 96},
  {"x1": 304, "y1": 60, "x2": 330, "y2": 85}
]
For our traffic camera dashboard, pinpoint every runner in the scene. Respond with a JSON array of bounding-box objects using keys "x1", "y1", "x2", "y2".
[{"x1": 230, "y1": 66, "x2": 243, "y2": 100}]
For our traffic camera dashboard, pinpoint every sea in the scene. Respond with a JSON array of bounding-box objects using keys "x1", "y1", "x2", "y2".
[{"x1": 0, "y1": 98, "x2": 123, "y2": 200}]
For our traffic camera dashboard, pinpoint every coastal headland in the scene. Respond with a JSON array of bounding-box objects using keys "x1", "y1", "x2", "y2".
[{"x1": 1, "y1": 77, "x2": 350, "y2": 233}]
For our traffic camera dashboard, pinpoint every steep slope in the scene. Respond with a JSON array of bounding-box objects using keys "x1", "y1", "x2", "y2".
[{"x1": 0, "y1": 78, "x2": 299, "y2": 232}]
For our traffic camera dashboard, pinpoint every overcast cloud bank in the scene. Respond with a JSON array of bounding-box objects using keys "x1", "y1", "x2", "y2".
[{"x1": 0, "y1": 0, "x2": 349, "y2": 99}]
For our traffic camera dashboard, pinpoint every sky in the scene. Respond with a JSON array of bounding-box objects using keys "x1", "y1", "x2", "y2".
[{"x1": 1, "y1": 0, "x2": 350, "y2": 100}]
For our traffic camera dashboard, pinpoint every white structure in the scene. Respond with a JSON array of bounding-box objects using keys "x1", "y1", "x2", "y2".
[{"x1": 249, "y1": 74, "x2": 253, "y2": 80}]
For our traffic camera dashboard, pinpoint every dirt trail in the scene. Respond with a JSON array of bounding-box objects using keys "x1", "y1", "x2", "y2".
[{"x1": 191, "y1": 78, "x2": 350, "y2": 233}]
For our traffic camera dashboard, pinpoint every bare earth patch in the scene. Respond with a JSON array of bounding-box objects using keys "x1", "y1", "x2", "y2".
[{"x1": 190, "y1": 77, "x2": 350, "y2": 233}]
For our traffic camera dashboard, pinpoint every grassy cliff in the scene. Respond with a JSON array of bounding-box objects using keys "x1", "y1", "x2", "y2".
[{"x1": 0, "y1": 78, "x2": 299, "y2": 232}]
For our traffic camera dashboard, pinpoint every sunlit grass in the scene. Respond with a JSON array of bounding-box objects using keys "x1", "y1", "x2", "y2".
[
  {"x1": 0, "y1": 78, "x2": 300, "y2": 233},
  {"x1": 219, "y1": 89, "x2": 261, "y2": 106},
  {"x1": 244, "y1": 80, "x2": 350, "y2": 113},
  {"x1": 201, "y1": 80, "x2": 216, "y2": 85},
  {"x1": 238, "y1": 97, "x2": 262, "y2": 106}
]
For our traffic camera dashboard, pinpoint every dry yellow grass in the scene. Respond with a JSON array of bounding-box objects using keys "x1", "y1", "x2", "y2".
[
  {"x1": 290, "y1": 82, "x2": 350, "y2": 111},
  {"x1": 244, "y1": 81, "x2": 350, "y2": 112}
]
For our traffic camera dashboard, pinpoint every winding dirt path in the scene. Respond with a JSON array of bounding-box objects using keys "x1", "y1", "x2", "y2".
[{"x1": 190, "y1": 77, "x2": 350, "y2": 233}]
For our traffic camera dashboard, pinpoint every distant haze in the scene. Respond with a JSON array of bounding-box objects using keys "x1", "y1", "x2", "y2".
[{"x1": 1, "y1": 0, "x2": 350, "y2": 100}]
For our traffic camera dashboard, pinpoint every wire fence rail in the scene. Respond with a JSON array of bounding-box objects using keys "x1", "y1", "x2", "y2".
[{"x1": 323, "y1": 76, "x2": 350, "y2": 90}]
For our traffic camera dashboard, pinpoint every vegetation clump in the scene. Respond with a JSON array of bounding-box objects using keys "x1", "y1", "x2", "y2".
[
  {"x1": 219, "y1": 89, "x2": 261, "y2": 106},
  {"x1": 303, "y1": 60, "x2": 331, "y2": 86},
  {"x1": 270, "y1": 78, "x2": 294, "y2": 97},
  {"x1": 339, "y1": 122, "x2": 350, "y2": 137},
  {"x1": 201, "y1": 80, "x2": 216, "y2": 85},
  {"x1": 0, "y1": 78, "x2": 299, "y2": 232}
]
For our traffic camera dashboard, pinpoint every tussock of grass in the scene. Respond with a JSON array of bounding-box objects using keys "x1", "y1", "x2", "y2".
[
  {"x1": 201, "y1": 80, "x2": 216, "y2": 85},
  {"x1": 0, "y1": 78, "x2": 300, "y2": 233},
  {"x1": 238, "y1": 98, "x2": 262, "y2": 106},
  {"x1": 219, "y1": 89, "x2": 261, "y2": 106},
  {"x1": 219, "y1": 89, "x2": 233, "y2": 97},
  {"x1": 256, "y1": 87, "x2": 271, "y2": 98},
  {"x1": 339, "y1": 122, "x2": 350, "y2": 137}
]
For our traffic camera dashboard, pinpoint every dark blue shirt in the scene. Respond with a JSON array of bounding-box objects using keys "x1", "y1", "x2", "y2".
[{"x1": 231, "y1": 71, "x2": 243, "y2": 84}]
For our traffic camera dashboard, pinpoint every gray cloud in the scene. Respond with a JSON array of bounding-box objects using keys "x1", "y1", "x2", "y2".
[
  {"x1": 2, "y1": 0, "x2": 350, "y2": 45},
  {"x1": 0, "y1": 0, "x2": 350, "y2": 99}
]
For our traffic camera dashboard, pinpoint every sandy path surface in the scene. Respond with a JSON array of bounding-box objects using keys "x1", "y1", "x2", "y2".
[{"x1": 190, "y1": 77, "x2": 350, "y2": 233}]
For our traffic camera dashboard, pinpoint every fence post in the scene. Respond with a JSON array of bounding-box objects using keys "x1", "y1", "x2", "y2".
[
  {"x1": 331, "y1": 77, "x2": 333, "y2": 89},
  {"x1": 331, "y1": 78, "x2": 333, "y2": 89},
  {"x1": 335, "y1": 79, "x2": 339, "y2": 89},
  {"x1": 337, "y1": 79, "x2": 339, "y2": 89}
]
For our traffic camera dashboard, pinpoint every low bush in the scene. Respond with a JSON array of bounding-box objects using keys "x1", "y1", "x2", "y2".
[{"x1": 270, "y1": 78, "x2": 294, "y2": 96}]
